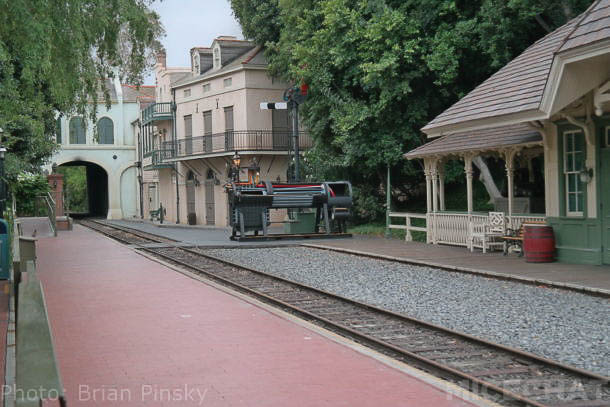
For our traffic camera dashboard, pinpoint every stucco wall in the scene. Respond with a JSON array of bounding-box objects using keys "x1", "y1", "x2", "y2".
[{"x1": 52, "y1": 87, "x2": 140, "y2": 219}]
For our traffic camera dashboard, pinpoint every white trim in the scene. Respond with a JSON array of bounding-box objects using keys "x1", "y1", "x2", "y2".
[
  {"x1": 61, "y1": 146, "x2": 135, "y2": 151},
  {"x1": 563, "y1": 129, "x2": 585, "y2": 217}
]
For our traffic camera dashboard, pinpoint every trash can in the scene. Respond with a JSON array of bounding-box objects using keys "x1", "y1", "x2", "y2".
[
  {"x1": 0, "y1": 219, "x2": 10, "y2": 279},
  {"x1": 523, "y1": 224, "x2": 555, "y2": 263}
]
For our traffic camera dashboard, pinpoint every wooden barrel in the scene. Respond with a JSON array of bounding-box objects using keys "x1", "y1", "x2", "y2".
[{"x1": 523, "y1": 224, "x2": 555, "y2": 263}]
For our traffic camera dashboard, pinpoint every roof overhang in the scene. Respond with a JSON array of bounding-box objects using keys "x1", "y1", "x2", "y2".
[{"x1": 405, "y1": 124, "x2": 543, "y2": 160}]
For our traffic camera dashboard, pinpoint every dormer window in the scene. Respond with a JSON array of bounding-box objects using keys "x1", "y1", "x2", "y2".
[
  {"x1": 213, "y1": 47, "x2": 220, "y2": 70},
  {"x1": 193, "y1": 53, "x2": 200, "y2": 74}
]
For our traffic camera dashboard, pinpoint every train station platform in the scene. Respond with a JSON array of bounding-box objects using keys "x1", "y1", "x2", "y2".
[
  {"x1": 305, "y1": 236, "x2": 610, "y2": 294},
  {"x1": 34, "y1": 225, "x2": 488, "y2": 406}
]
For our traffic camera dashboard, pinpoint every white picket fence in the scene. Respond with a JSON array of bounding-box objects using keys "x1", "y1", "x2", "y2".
[
  {"x1": 388, "y1": 211, "x2": 546, "y2": 248},
  {"x1": 388, "y1": 212, "x2": 427, "y2": 242}
]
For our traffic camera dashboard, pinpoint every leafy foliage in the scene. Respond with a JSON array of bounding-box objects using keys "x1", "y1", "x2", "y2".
[
  {"x1": 0, "y1": 0, "x2": 163, "y2": 183},
  {"x1": 57, "y1": 166, "x2": 88, "y2": 213},
  {"x1": 230, "y1": 0, "x2": 589, "y2": 222},
  {"x1": 12, "y1": 173, "x2": 49, "y2": 216}
]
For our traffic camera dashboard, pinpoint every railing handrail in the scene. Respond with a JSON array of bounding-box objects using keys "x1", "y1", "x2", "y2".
[
  {"x1": 387, "y1": 211, "x2": 428, "y2": 242},
  {"x1": 389, "y1": 211, "x2": 427, "y2": 219},
  {"x1": 161, "y1": 130, "x2": 313, "y2": 159},
  {"x1": 39, "y1": 193, "x2": 57, "y2": 237}
]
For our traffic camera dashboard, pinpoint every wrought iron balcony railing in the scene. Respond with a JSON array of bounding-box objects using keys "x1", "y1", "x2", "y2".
[
  {"x1": 141, "y1": 102, "x2": 174, "y2": 125},
  {"x1": 161, "y1": 130, "x2": 312, "y2": 159},
  {"x1": 142, "y1": 148, "x2": 175, "y2": 170}
]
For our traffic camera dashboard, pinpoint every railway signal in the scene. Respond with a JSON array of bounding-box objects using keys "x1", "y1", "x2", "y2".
[{"x1": 260, "y1": 84, "x2": 308, "y2": 181}]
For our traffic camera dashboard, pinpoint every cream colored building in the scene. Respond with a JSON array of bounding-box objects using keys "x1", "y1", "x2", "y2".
[
  {"x1": 51, "y1": 78, "x2": 154, "y2": 219},
  {"x1": 140, "y1": 37, "x2": 311, "y2": 226}
]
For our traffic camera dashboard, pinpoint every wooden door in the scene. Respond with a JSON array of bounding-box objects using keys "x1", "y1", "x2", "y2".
[
  {"x1": 224, "y1": 106, "x2": 234, "y2": 151},
  {"x1": 203, "y1": 110, "x2": 213, "y2": 152},
  {"x1": 148, "y1": 184, "x2": 158, "y2": 210},
  {"x1": 186, "y1": 171, "x2": 196, "y2": 215},
  {"x1": 205, "y1": 170, "x2": 215, "y2": 225},
  {"x1": 184, "y1": 115, "x2": 193, "y2": 155}
]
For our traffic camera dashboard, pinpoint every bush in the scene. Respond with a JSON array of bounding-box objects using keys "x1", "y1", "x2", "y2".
[
  {"x1": 12, "y1": 173, "x2": 49, "y2": 216},
  {"x1": 351, "y1": 185, "x2": 385, "y2": 224}
]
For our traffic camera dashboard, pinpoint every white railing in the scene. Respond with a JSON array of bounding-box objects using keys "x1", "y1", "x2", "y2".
[
  {"x1": 428, "y1": 212, "x2": 545, "y2": 249},
  {"x1": 388, "y1": 212, "x2": 427, "y2": 241}
]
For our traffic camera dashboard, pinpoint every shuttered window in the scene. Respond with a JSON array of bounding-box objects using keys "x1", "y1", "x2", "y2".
[{"x1": 97, "y1": 117, "x2": 114, "y2": 144}]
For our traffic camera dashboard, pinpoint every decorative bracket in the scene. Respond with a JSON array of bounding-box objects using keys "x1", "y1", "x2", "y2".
[{"x1": 594, "y1": 81, "x2": 610, "y2": 116}]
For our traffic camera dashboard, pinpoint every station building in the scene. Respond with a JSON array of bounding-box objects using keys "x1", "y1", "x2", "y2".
[
  {"x1": 139, "y1": 37, "x2": 311, "y2": 226},
  {"x1": 405, "y1": 0, "x2": 610, "y2": 265},
  {"x1": 51, "y1": 77, "x2": 154, "y2": 219}
]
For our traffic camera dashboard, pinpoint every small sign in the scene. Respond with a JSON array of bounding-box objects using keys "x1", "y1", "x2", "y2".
[{"x1": 260, "y1": 102, "x2": 288, "y2": 110}]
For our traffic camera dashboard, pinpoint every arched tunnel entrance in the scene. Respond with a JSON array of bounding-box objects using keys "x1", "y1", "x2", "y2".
[{"x1": 57, "y1": 161, "x2": 109, "y2": 218}]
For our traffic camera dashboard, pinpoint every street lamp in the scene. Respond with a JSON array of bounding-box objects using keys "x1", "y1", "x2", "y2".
[
  {"x1": 231, "y1": 151, "x2": 241, "y2": 182},
  {"x1": 0, "y1": 144, "x2": 6, "y2": 217}
]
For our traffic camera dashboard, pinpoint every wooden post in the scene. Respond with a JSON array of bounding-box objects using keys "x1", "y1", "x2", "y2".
[
  {"x1": 464, "y1": 155, "x2": 474, "y2": 214},
  {"x1": 505, "y1": 149, "x2": 518, "y2": 218},
  {"x1": 385, "y1": 164, "x2": 391, "y2": 238},
  {"x1": 438, "y1": 161, "x2": 445, "y2": 211},
  {"x1": 464, "y1": 154, "x2": 474, "y2": 250},
  {"x1": 405, "y1": 214, "x2": 412, "y2": 242},
  {"x1": 424, "y1": 159, "x2": 433, "y2": 213},
  {"x1": 431, "y1": 164, "x2": 438, "y2": 213}
]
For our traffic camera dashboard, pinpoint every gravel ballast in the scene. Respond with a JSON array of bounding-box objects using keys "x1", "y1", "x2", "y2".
[{"x1": 204, "y1": 246, "x2": 610, "y2": 376}]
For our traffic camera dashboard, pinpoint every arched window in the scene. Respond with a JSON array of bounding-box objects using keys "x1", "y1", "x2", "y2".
[
  {"x1": 97, "y1": 117, "x2": 114, "y2": 144},
  {"x1": 55, "y1": 117, "x2": 62, "y2": 144},
  {"x1": 69, "y1": 117, "x2": 86, "y2": 144}
]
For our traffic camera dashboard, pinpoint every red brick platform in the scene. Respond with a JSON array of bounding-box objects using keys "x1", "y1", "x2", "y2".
[{"x1": 35, "y1": 226, "x2": 483, "y2": 406}]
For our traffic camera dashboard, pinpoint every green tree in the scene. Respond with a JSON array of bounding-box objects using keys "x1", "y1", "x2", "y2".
[
  {"x1": 57, "y1": 166, "x2": 88, "y2": 213},
  {"x1": 0, "y1": 0, "x2": 163, "y2": 183},
  {"x1": 230, "y1": 0, "x2": 590, "y2": 222}
]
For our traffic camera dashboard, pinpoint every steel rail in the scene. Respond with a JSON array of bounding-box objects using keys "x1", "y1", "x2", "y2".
[{"x1": 77, "y1": 219, "x2": 176, "y2": 244}]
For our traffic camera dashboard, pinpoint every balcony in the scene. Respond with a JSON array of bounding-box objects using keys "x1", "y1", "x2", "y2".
[
  {"x1": 142, "y1": 148, "x2": 175, "y2": 170},
  {"x1": 141, "y1": 102, "x2": 174, "y2": 125},
  {"x1": 162, "y1": 130, "x2": 312, "y2": 160}
]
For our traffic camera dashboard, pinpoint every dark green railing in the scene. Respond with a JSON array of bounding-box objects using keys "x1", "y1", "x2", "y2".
[{"x1": 141, "y1": 102, "x2": 173, "y2": 124}]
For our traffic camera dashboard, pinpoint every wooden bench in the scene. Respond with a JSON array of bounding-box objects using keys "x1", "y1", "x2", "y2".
[
  {"x1": 501, "y1": 220, "x2": 546, "y2": 256},
  {"x1": 149, "y1": 204, "x2": 166, "y2": 223}
]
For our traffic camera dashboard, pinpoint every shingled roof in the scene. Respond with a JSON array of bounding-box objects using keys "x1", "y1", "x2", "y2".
[
  {"x1": 559, "y1": 0, "x2": 610, "y2": 52},
  {"x1": 405, "y1": 124, "x2": 542, "y2": 159},
  {"x1": 422, "y1": 0, "x2": 610, "y2": 135}
]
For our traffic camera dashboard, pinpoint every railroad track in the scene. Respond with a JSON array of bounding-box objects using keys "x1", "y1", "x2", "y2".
[
  {"x1": 77, "y1": 219, "x2": 177, "y2": 245},
  {"x1": 82, "y1": 221, "x2": 610, "y2": 407}
]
